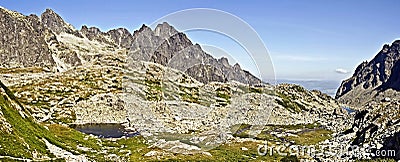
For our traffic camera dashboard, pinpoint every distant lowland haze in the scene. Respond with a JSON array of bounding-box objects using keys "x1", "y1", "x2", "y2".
[{"x1": 277, "y1": 79, "x2": 341, "y2": 97}]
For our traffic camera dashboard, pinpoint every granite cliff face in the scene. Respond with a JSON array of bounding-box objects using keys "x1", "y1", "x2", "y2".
[
  {"x1": 336, "y1": 40, "x2": 400, "y2": 106},
  {"x1": 41, "y1": 9, "x2": 82, "y2": 37},
  {"x1": 0, "y1": 7, "x2": 134, "y2": 72},
  {"x1": 107, "y1": 28, "x2": 134, "y2": 48},
  {"x1": 129, "y1": 23, "x2": 262, "y2": 85},
  {"x1": 0, "y1": 7, "x2": 55, "y2": 69},
  {"x1": 80, "y1": 26, "x2": 133, "y2": 48}
]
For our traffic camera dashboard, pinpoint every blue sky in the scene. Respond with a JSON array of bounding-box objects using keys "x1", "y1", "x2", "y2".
[{"x1": 2, "y1": 0, "x2": 400, "y2": 81}]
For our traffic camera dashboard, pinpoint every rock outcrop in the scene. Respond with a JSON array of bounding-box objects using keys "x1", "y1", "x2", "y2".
[
  {"x1": 129, "y1": 22, "x2": 262, "y2": 85},
  {"x1": 325, "y1": 100, "x2": 400, "y2": 160},
  {"x1": 0, "y1": 7, "x2": 134, "y2": 72},
  {"x1": 41, "y1": 9, "x2": 82, "y2": 37},
  {"x1": 336, "y1": 40, "x2": 400, "y2": 107},
  {"x1": 107, "y1": 28, "x2": 134, "y2": 48},
  {"x1": 80, "y1": 25, "x2": 132, "y2": 47},
  {"x1": 80, "y1": 26, "x2": 113, "y2": 45},
  {"x1": 0, "y1": 7, "x2": 55, "y2": 69}
]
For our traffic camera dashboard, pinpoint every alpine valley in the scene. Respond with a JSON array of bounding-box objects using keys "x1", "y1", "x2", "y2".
[{"x1": 0, "y1": 7, "x2": 398, "y2": 161}]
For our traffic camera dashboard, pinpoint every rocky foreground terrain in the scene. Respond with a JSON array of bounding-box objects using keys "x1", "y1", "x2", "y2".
[
  {"x1": 335, "y1": 40, "x2": 400, "y2": 160},
  {"x1": 0, "y1": 6, "x2": 398, "y2": 161}
]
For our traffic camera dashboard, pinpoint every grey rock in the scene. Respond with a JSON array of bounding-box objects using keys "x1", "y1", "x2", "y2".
[
  {"x1": 130, "y1": 25, "x2": 161, "y2": 61},
  {"x1": 184, "y1": 64, "x2": 225, "y2": 83},
  {"x1": 151, "y1": 32, "x2": 193, "y2": 65},
  {"x1": 154, "y1": 22, "x2": 179, "y2": 40},
  {"x1": 336, "y1": 40, "x2": 400, "y2": 106},
  {"x1": 129, "y1": 23, "x2": 262, "y2": 85},
  {"x1": 0, "y1": 7, "x2": 55, "y2": 68},
  {"x1": 41, "y1": 9, "x2": 82, "y2": 37},
  {"x1": 0, "y1": 7, "x2": 134, "y2": 72},
  {"x1": 107, "y1": 28, "x2": 133, "y2": 48},
  {"x1": 80, "y1": 25, "x2": 115, "y2": 46},
  {"x1": 1, "y1": 6, "x2": 363, "y2": 160}
]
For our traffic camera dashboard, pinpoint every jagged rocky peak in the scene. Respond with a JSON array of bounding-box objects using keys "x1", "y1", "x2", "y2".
[
  {"x1": 151, "y1": 32, "x2": 193, "y2": 65},
  {"x1": 107, "y1": 28, "x2": 133, "y2": 48},
  {"x1": 80, "y1": 25, "x2": 134, "y2": 48},
  {"x1": 154, "y1": 22, "x2": 179, "y2": 39},
  {"x1": 233, "y1": 63, "x2": 241, "y2": 70},
  {"x1": 130, "y1": 24, "x2": 160, "y2": 61},
  {"x1": 0, "y1": 6, "x2": 131, "y2": 71},
  {"x1": 80, "y1": 25, "x2": 109, "y2": 42},
  {"x1": 0, "y1": 5, "x2": 263, "y2": 85},
  {"x1": 134, "y1": 24, "x2": 153, "y2": 36},
  {"x1": 130, "y1": 22, "x2": 263, "y2": 85},
  {"x1": 218, "y1": 57, "x2": 230, "y2": 67},
  {"x1": 336, "y1": 40, "x2": 400, "y2": 106},
  {"x1": 41, "y1": 8, "x2": 81, "y2": 37},
  {"x1": 0, "y1": 6, "x2": 25, "y2": 19},
  {"x1": 132, "y1": 24, "x2": 157, "y2": 44},
  {"x1": 81, "y1": 25, "x2": 102, "y2": 35}
]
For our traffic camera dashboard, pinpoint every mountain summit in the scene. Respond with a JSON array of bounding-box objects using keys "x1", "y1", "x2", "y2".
[
  {"x1": 129, "y1": 23, "x2": 262, "y2": 85},
  {"x1": 336, "y1": 40, "x2": 400, "y2": 106},
  {"x1": 0, "y1": 7, "x2": 262, "y2": 85}
]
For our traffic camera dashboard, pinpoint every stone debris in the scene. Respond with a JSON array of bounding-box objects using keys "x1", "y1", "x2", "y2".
[{"x1": 43, "y1": 139, "x2": 88, "y2": 162}]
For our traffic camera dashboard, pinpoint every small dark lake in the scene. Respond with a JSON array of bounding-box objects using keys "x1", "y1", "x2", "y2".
[
  {"x1": 344, "y1": 107, "x2": 356, "y2": 114},
  {"x1": 70, "y1": 123, "x2": 139, "y2": 138}
]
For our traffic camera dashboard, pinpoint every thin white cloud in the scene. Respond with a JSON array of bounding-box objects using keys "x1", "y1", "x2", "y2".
[{"x1": 335, "y1": 68, "x2": 349, "y2": 74}]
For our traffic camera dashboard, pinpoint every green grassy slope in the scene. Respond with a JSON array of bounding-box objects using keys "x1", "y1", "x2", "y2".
[{"x1": 0, "y1": 80, "x2": 59, "y2": 159}]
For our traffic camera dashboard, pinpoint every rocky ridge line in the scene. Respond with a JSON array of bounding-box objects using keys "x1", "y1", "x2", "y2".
[
  {"x1": 336, "y1": 40, "x2": 400, "y2": 107},
  {"x1": 130, "y1": 22, "x2": 263, "y2": 85}
]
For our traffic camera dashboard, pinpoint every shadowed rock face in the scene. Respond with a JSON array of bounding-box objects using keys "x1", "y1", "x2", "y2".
[
  {"x1": 152, "y1": 32, "x2": 193, "y2": 65},
  {"x1": 80, "y1": 26, "x2": 134, "y2": 48},
  {"x1": 0, "y1": 7, "x2": 55, "y2": 68},
  {"x1": 184, "y1": 64, "x2": 225, "y2": 84},
  {"x1": 41, "y1": 9, "x2": 82, "y2": 37},
  {"x1": 379, "y1": 59, "x2": 400, "y2": 91},
  {"x1": 0, "y1": 7, "x2": 136, "y2": 71},
  {"x1": 80, "y1": 25, "x2": 117, "y2": 46},
  {"x1": 336, "y1": 40, "x2": 400, "y2": 106},
  {"x1": 130, "y1": 22, "x2": 263, "y2": 85},
  {"x1": 154, "y1": 22, "x2": 179, "y2": 40},
  {"x1": 80, "y1": 26, "x2": 108, "y2": 43},
  {"x1": 107, "y1": 28, "x2": 134, "y2": 49}
]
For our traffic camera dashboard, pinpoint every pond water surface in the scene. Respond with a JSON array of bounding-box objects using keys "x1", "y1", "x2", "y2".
[
  {"x1": 344, "y1": 107, "x2": 356, "y2": 114},
  {"x1": 70, "y1": 123, "x2": 139, "y2": 138}
]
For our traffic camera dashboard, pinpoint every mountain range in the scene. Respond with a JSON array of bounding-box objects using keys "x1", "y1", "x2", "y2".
[
  {"x1": 0, "y1": 6, "x2": 399, "y2": 161},
  {"x1": 0, "y1": 7, "x2": 261, "y2": 85}
]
